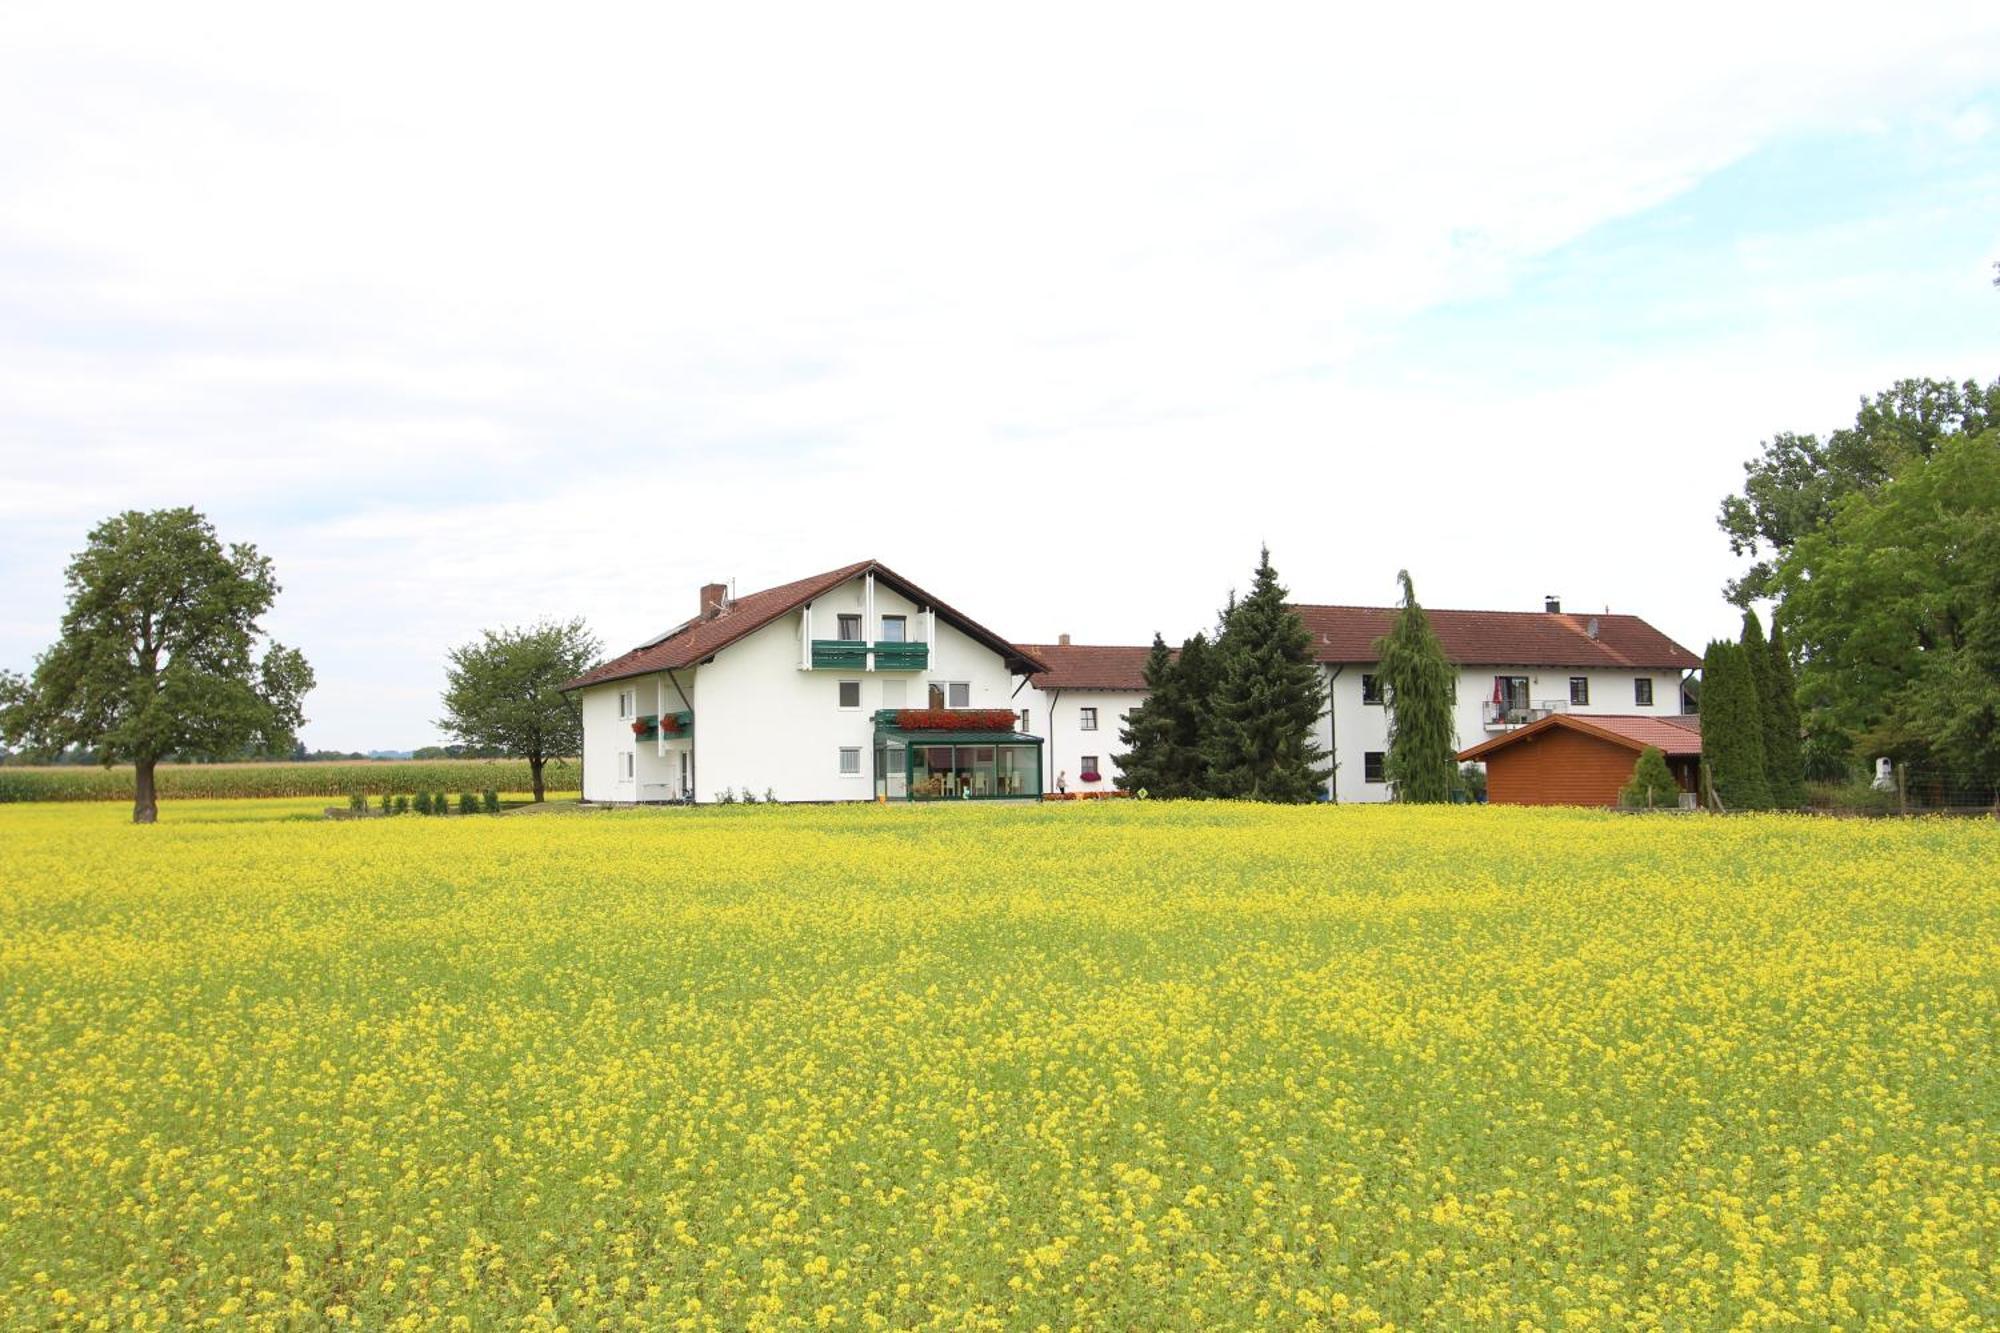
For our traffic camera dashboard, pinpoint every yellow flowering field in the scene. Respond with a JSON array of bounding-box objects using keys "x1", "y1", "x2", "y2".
[{"x1": 0, "y1": 801, "x2": 1994, "y2": 1330}]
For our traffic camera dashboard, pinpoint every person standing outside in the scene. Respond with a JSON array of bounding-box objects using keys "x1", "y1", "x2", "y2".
[{"x1": 1056, "y1": 770, "x2": 1068, "y2": 796}]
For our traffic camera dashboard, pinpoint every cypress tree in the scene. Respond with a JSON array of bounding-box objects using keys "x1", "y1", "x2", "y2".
[
  {"x1": 1762, "y1": 619, "x2": 1807, "y2": 808},
  {"x1": 1700, "y1": 639, "x2": 1771, "y2": 810},
  {"x1": 1113, "y1": 634, "x2": 1180, "y2": 796},
  {"x1": 1618, "y1": 745, "x2": 1682, "y2": 808},
  {"x1": 1204, "y1": 548, "x2": 1329, "y2": 802},
  {"x1": 1373, "y1": 570, "x2": 1459, "y2": 803}
]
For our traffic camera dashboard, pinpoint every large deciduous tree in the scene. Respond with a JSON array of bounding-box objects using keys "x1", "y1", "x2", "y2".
[
  {"x1": 1718, "y1": 376, "x2": 1999, "y2": 606},
  {"x1": 0, "y1": 508, "x2": 314, "y2": 823},
  {"x1": 1374, "y1": 570, "x2": 1458, "y2": 803},
  {"x1": 1203, "y1": 548, "x2": 1328, "y2": 802},
  {"x1": 1772, "y1": 430, "x2": 2000, "y2": 803},
  {"x1": 437, "y1": 619, "x2": 600, "y2": 801}
]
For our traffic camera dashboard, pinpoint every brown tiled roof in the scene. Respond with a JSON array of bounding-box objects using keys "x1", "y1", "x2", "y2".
[
  {"x1": 1017, "y1": 643, "x2": 1160, "y2": 691},
  {"x1": 1294, "y1": 605, "x2": 1701, "y2": 670},
  {"x1": 562, "y1": 560, "x2": 1048, "y2": 691},
  {"x1": 1458, "y1": 712, "x2": 1703, "y2": 761}
]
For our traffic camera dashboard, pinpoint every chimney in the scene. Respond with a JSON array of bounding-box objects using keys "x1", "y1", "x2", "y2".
[
  {"x1": 1544, "y1": 595, "x2": 1561, "y2": 614},
  {"x1": 1058, "y1": 633, "x2": 1071, "y2": 647},
  {"x1": 700, "y1": 582, "x2": 728, "y2": 619},
  {"x1": 1586, "y1": 616, "x2": 1600, "y2": 640}
]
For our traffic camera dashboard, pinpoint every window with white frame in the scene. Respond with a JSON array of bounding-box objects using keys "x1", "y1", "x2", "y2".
[
  {"x1": 619, "y1": 751, "x2": 635, "y2": 780},
  {"x1": 1362, "y1": 674, "x2": 1385, "y2": 705},
  {"x1": 836, "y1": 613, "x2": 862, "y2": 640},
  {"x1": 936, "y1": 681, "x2": 969, "y2": 708},
  {"x1": 1079, "y1": 706, "x2": 1098, "y2": 731},
  {"x1": 837, "y1": 680, "x2": 861, "y2": 709},
  {"x1": 1079, "y1": 755, "x2": 1100, "y2": 778},
  {"x1": 1634, "y1": 677, "x2": 1654, "y2": 706},
  {"x1": 880, "y1": 614, "x2": 907, "y2": 642},
  {"x1": 1364, "y1": 751, "x2": 1386, "y2": 783},
  {"x1": 1570, "y1": 676, "x2": 1590, "y2": 706},
  {"x1": 617, "y1": 689, "x2": 635, "y2": 719},
  {"x1": 838, "y1": 746, "x2": 862, "y2": 776},
  {"x1": 1019, "y1": 709, "x2": 1030, "y2": 732}
]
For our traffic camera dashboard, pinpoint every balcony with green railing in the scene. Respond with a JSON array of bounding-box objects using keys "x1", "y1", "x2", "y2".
[{"x1": 809, "y1": 641, "x2": 930, "y2": 670}]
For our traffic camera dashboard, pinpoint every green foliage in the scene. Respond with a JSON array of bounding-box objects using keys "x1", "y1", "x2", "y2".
[
  {"x1": 379, "y1": 791, "x2": 393, "y2": 816},
  {"x1": 393, "y1": 794, "x2": 409, "y2": 815},
  {"x1": 1202, "y1": 549, "x2": 1329, "y2": 803},
  {"x1": 1374, "y1": 571, "x2": 1459, "y2": 803},
  {"x1": 349, "y1": 792, "x2": 366, "y2": 813},
  {"x1": 1757, "y1": 618, "x2": 1807, "y2": 808},
  {"x1": 1718, "y1": 376, "x2": 2000, "y2": 605},
  {"x1": 438, "y1": 619, "x2": 600, "y2": 801},
  {"x1": 1701, "y1": 640, "x2": 1770, "y2": 810},
  {"x1": 1115, "y1": 634, "x2": 1193, "y2": 797},
  {"x1": 482, "y1": 789, "x2": 500, "y2": 814},
  {"x1": 716, "y1": 787, "x2": 736, "y2": 805},
  {"x1": 413, "y1": 790, "x2": 432, "y2": 816},
  {"x1": 0, "y1": 758, "x2": 556, "y2": 803},
  {"x1": 459, "y1": 792, "x2": 478, "y2": 815},
  {"x1": 0, "y1": 508, "x2": 315, "y2": 822},
  {"x1": 1774, "y1": 429, "x2": 2000, "y2": 802},
  {"x1": 1618, "y1": 746, "x2": 1682, "y2": 809},
  {"x1": 1456, "y1": 762, "x2": 1487, "y2": 804}
]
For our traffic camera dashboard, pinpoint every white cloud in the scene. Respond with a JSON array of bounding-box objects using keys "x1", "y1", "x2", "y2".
[{"x1": 3, "y1": 2, "x2": 1999, "y2": 745}]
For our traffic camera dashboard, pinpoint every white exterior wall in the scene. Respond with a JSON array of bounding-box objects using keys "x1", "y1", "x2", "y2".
[
  {"x1": 1322, "y1": 663, "x2": 1690, "y2": 803},
  {"x1": 1024, "y1": 687, "x2": 1141, "y2": 794},
  {"x1": 578, "y1": 574, "x2": 1023, "y2": 803}
]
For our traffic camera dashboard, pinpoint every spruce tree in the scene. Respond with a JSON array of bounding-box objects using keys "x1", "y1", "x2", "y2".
[
  {"x1": 1373, "y1": 570, "x2": 1459, "y2": 803},
  {"x1": 1762, "y1": 619, "x2": 1807, "y2": 808},
  {"x1": 1618, "y1": 745, "x2": 1682, "y2": 808},
  {"x1": 1700, "y1": 639, "x2": 1771, "y2": 810},
  {"x1": 1171, "y1": 631, "x2": 1218, "y2": 796},
  {"x1": 1203, "y1": 548, "x2": 1329, "y2": 802},
  {"x1": 1113, "y1": 634, "x2": 1180, "y2": 795}
]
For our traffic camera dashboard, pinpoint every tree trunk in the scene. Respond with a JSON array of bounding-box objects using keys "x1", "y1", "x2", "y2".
[
  {"x1": 133, "y1": 756, "x2": 159, "y2": 824},
  {"x1": 530, "y1": 756, "x2": 546, "y2": 803}
]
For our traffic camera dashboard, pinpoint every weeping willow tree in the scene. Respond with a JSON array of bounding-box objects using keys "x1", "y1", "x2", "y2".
[{"x1": 1374, "y1": 570, "x2": 1459, "y2": 803}]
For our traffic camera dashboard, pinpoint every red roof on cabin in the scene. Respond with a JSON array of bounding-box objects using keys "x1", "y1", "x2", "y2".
[
  {"x1": 1294, "y1": 605, "x2": 1700, "y2": 670},
  {"x1": 1017, "y1": 643, "x2": 1160, "y2": 691},
  {"x1": 561, "y1": 560, "x2": 1048, "y2": 690},
  {"x1": 1457, "y1": 711, "x2": 1703, "y2": 762}
]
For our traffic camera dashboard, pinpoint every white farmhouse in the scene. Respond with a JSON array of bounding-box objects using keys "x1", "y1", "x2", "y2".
[
  {"x1": 1299, "y1": 597, "x2": 1701, "y2": 803},
  {"x1": 562, "y1": 561, "x2": 1048, "y2": 803},
  {"x1": 1013, "y1": 638, "x2": 1156, "y2": 796}
]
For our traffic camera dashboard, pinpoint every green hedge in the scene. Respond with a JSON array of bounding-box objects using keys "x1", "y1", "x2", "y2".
[{"x1": 0, "y1": 759, "x2": 570, "y2": 803}]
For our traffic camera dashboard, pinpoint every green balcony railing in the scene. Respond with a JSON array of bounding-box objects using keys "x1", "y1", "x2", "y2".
[
  {"x1": 632, "y1": 710, "x2": 693, "y2": 742},
  {"x1": 810, "y1": 640, "x2": 868, "y2": 670},
  {"x1": 810, "y1": 640, "x2": 930, "y2": 670},
  {"x1": 871, "y1": 641, "x2": 929, "y2": 670}
]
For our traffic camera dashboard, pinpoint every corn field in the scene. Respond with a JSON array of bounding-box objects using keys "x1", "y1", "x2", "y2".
[{"x1": 0, "y1": 759, "x2": 569, "y2": 802}]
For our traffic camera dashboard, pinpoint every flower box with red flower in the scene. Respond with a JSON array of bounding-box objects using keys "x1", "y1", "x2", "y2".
[
  {"x1": 892, "y1": 708, "x2": 1020, "y2": 732},
  {"x1": 1079, "y1": 770, "x2": 1102, "y2": 783}
]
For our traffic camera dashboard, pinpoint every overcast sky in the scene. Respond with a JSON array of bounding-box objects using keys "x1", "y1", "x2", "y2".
[{"x1": 3, "y1": 4, "x2": 1998, "y2": 750}]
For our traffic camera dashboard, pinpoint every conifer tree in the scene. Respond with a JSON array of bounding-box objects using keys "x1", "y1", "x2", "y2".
[
  {"x1": 1761, "y1": 618, "x2": 1807, "y2": 808},
  {"x1": 1618, "y1": 745, "x2": 1682, "y2": 808},
  {"x1": 1700, "y1": 639, "x2": 1770, "y2": 810},
  {"x1": 1373, "y1": 570, "x2": 1459, "y2": 803},
  {"x1": 1114, "y1": 634, "x2": 1180, "y2": 796},
  {"x1": 1171, "y1": 631, "x2": 1218, "y2": 796},
  {"x1": 1203, "y1": 548, "x2": 1329, "y2": 802}
]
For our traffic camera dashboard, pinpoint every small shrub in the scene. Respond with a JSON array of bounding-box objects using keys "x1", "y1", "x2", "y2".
[
  {"x1": 482, "y1": 789, "x2": 500, "y2": 814},
  {"x1": 1807, "y1": 779, "x2": 1896, "y2": 814},
  {"x1": 393, "y1": 794, "x2": 410, "y2": 815},
  {"x1": 433, "y1": 791, "x2": 448, "y2": 816},
  {"x1": 764, "y1": 787, "x2": 778, "y2": 804},
  {"x1": 716, "y1": 787, "x2": 736, "y2": 805},
  {"x1": 413, "y1": 791, "x2": 432, "y2": 816},
  {"x1": 349, "y1": 792, "x2": 367, "y2": 813},
  {"x1": 1618, "y1": 746, "x2": 1683, "y2": 810},
  {"x1": 379, "y1": 791, "x2": 393, "y2": 816},
  {"x1": 740, "y1": 789, "x2": 759, "y2": 805},
  {"x1": 460, "y1": 792, "x2": 478, "y2": 814}
]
